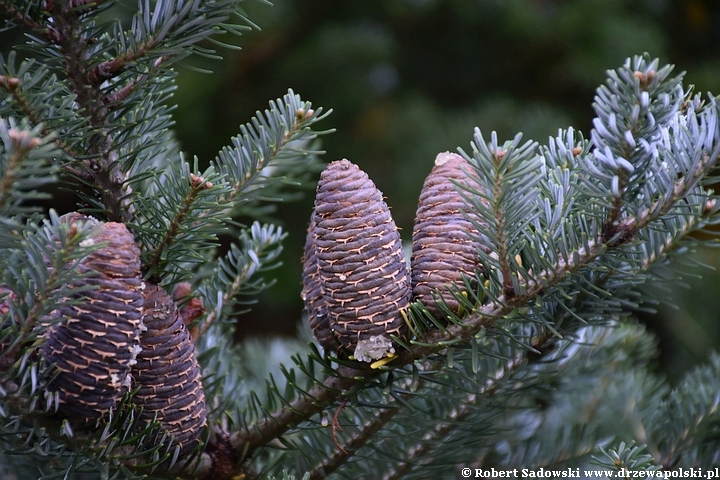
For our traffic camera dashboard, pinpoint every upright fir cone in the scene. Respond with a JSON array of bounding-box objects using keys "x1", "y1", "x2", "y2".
[
  {"x1": 135, "y1": 283, "x2": 207, "y2": 454},
  {"x1": 311, "y1": 159, "x2": 410, "y2": 362},
  {"x1": 411, "y1": 152, "x2": 486, "y2": 317},
  {"x1": 41, "y1": 214, "x2": 144, "y2": 424},
  {"x1": 301, "y1": 213, "x2": 339, "y2": 353}
]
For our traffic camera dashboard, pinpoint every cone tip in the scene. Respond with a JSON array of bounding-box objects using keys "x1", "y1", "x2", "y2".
[{"x1": 435, "y1": 151, "x2": 463, "y2": 166}]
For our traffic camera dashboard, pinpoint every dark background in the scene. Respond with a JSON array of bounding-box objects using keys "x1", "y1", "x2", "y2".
[{"x1": 6, "y1": 0, "x2": 720, "y2": 381}]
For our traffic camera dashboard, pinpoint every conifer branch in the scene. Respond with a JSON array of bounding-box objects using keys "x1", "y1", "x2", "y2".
[
  {"x1": 0, "y1": 120, "x2": 61, "y2": 222},
  {"x1": 405, "y1": 142, "x2": 720, "y2": 360},
  {"x1": 0, "y1": 75, "x2": 88, "y2": 179},
  {"x1": 230, "y1": 365, "x2": 364, "y2": 458},
  {"x1": 593, "y1": 442, "x2": 662, "y2": 472},
  {"x1": 222, "y1": 291, "x2": 566, "y2": 464},
  {"x1": 383, "y1": 332, "x2": 549, "y2": 480},
  {"x1": 489, "y1": 149, "x2": 517, "y2": 297},
  {"x1": 651, "y1": 354, "x2": 720, "y2": 466},
  {"x1": 1, "y1": 76, "x2": 45, "y2": 132},
  {"x1": 233, "y1": 132, "x2": 720, "y2": 470},
  {"x1": 0, "y1": 218, "x2": 101, "y2": 367},
  {"x1": 602, "y1": 168, "x2": 628, "y2": 244},
  {"x1": 88, "y1": 40, "x2": 157, "y2": 86},
  {"x1": 104, "y1": 57, "x2": 169, "y2": 107},
  {"x1": 45, "y1": 1, "x2": 131, "y2": 222},
  {"x1": 0, "y1": 1, "x2": 45, "y2": 33},
  {"x1": 216, "y1": 98, "x2": 329, "y2": 209},
  {"x1": 5, "y1": 2, "x2": 720, "y2": 474},
  {"x1": 88, "y1": 0, "x2": 246, "y2": 86},
  {"x1": 194, "y1": 257, "x2": 255, "y2": 341},
  {"x1": 3, "y1": 264, "x2": 58, "y2": 365},
  {"x1": 194, "y1": 222, "x2": 284, "y2": 340},
  {"x1": 145, "y1": 173, "x2": 215, "y2": 281},
  {"x1": 308, "y1": 405, "x2": 400, "y2": 480},
  {"x1": 305, "y1": 361, "x2": 443, "y2": 479}
]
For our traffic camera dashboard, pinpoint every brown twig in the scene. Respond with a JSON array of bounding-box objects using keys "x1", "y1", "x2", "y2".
[
  {"x1": 330, "y1": 399, "x2": 348, "y2": 454},
  {"x1": 602, "y1": 165, "x2": 628, "y2": 245},
  {"x1": 0, "y1": 0, "x2": 46, "y2": 33},
  {"x1": 88, "y1": 39, "x2": 156, "y2": 85},
  {"x1": 103, "y1": 56, "x2": 172, "y2": 107}
]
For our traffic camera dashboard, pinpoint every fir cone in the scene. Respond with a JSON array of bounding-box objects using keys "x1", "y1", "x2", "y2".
[
  {"x1": 411, "y1": 152, "x2": 486, "y2": 317},
  {"x1": 135, "y1": 283, "x2": 206, "y2": 454},
  {"x1": 41, "y1": 215, "x2": 143, "y2": 423},
  {"x1": 313, "y1": 159, "x2": 410, "y2": 362},
  {"x1": 301, "y1": 213, "x2": 339, "y2": 353}
]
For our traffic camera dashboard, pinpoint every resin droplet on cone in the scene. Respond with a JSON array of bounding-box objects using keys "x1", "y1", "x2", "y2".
[{"x1": 308, "y1": 159, "x2": 410, "y2": 361}]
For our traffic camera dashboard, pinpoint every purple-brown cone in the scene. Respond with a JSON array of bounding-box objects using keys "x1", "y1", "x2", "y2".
[
  {"x1": 411, "y1": 152, "x2": 485, "y2": 317},
  {"x1": 41, "y1": 216, "x2": 143, "y2": 423},
  {"x1": 135, "y1": 284, "x2": 207, "y2": 454},
  {"x1": 309, "y1": 159, "x2": 410, "y2": 361}
]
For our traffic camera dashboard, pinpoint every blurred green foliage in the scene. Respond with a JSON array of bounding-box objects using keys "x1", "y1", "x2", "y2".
[{"x1": 5, "y1": 0, "x2": 720, "y2": 379}]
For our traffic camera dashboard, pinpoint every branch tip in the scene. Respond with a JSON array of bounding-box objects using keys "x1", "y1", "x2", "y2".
[
  {"x1": 190, "y1": 173, "x2": 213, "y2": 189},
  {"x1": 8, "y1": 129, "x2": 41, "y2": 151},
  {"x1": 0, "y1": 75, "x2": 19, "y2": 91},
  {"x1": 633, "y1": 70, "x2": 655, "y2": 87},
  {"x1": 296, "y1": 107, "x2": 314, "y2": 121}
]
